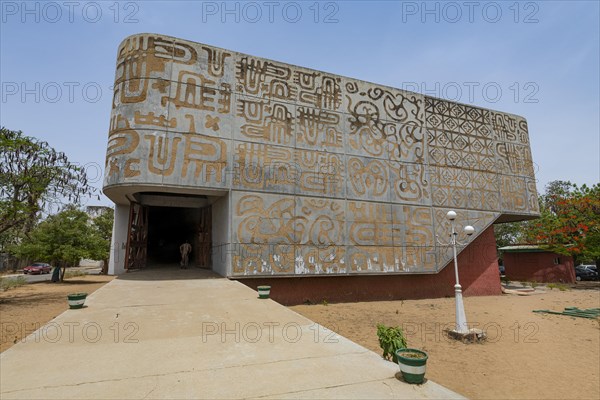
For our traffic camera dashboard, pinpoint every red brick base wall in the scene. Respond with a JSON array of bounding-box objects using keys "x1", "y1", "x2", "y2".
[
  {"x1": 238, "y1": 226, "x2": 502, "y2": 305},
  {"x1": 504, "y1": 252, "x2": 575, "y2": 283}
]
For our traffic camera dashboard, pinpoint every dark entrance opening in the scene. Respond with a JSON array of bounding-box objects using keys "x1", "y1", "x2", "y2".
[
  {"x1": 146, "y1": 206, "x2": 211, "y2": 266},
  {"x1": 147, "y1": 206, "x2": 195, "y2": 265}
]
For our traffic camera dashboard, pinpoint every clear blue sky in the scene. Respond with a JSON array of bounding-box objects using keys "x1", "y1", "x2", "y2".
[{"x1": 1, "y1": 1, "x2": 599, "y2": 208}]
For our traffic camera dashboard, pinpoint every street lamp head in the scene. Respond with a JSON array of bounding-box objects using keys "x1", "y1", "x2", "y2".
[
  {"x1": 446, "y1": 210, "x2": 457, "y2": 221},
  {"x1": 464, "y1": 225, "x2": 475, "y2": 236}
]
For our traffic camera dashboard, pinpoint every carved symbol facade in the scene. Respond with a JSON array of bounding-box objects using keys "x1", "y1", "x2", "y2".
[{"x1": 104, "y1": 34, "x2": 539, "y2": 277}]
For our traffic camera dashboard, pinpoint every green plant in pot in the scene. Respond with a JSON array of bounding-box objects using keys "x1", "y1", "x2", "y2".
[{"x1": 377, "y1": 323, "x2": 428, "y2": 384}]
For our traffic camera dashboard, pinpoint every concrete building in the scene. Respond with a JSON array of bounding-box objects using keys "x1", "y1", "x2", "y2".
[
  {"x1": 103, "y1": 33, "x2": 539, "y2": 303},
  {"x1": 499, "y1": 245, "x2": 575, "y2": 283}
]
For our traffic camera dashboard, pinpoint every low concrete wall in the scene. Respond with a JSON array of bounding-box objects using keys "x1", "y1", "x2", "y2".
[{"x1": 239, "y1": 225, "x2": 502, "y2": 305}]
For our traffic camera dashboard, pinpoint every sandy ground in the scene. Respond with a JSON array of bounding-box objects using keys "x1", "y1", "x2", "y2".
[
  {"x1": 292, "y1": 285, "x2": 600, "y2": 400},
  {"x1": 1, "y1": 276, "x2": 598, "y2": 399},
  {"x1": 0, "y1": 275, "x2": 114, "y2": 353}
]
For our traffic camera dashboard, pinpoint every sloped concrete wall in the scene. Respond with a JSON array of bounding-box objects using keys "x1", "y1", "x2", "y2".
[{"x1": 240, "y1": 226, "x2": 502, "y2": 304}]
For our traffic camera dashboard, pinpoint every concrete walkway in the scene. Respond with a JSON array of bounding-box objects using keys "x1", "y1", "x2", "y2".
[{"x1": 0, "y1": 268, "x2": 464, "y2": 399}]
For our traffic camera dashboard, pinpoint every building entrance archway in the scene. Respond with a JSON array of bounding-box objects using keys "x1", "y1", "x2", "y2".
[{"x1": 124, "y1": 194, "x2": 212, "y2": 270}]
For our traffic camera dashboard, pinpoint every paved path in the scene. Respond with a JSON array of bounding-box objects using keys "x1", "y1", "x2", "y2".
[{"x1": 0, "y1": 268, "x2": 464, "y2": 399}]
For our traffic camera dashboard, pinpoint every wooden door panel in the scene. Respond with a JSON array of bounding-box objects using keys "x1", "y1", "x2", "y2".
[{"x1": 125, "y1": 203, "x2": 148, "y2": 270}]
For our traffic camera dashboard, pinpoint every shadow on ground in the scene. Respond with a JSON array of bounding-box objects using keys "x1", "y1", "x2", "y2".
[
  {"x1": 0, "y1": 291, "x2": 68, "y2": 307},
  {"x1": 30, "y1": 279, "x2": 110, "y2": 285},
  {"x1": 571, "y1": 281, "x2": 600, "y2": 290},
  {"x1": 116, "y1": 263, "x2": 222, "y2": 281}
]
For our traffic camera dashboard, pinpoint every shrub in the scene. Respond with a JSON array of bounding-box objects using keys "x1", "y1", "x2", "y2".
[
  {"x1": 376, "y1": 324, "x2": 407, "y2": 363},
  {"x1": 557, "y1": 283, "x2": 569, "y2": 291},
  {"x1": 544, "y1": 282, "x2": 569, "y2": 291},
  {"x1": 0, "y1": 276, "x2": 27, "y2": 291},
  {"x1": 63, "y1": 270, "x2": 87, "y2": 279}
]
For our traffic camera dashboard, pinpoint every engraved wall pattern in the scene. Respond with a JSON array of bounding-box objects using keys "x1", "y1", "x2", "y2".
[{"x1": 104, "y1": 34, "x2": 539, "y2": 277}]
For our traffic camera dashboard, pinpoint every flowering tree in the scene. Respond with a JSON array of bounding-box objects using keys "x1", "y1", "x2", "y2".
[{"x1": 524, "y1": 181, "x2": 600, "y2": 265}]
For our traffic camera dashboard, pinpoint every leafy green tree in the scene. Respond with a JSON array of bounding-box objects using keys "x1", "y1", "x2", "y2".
[
  {"x1": 90, "y1": 209, "x2": 114, "y2": 274},
  {"x1": 11, "y1": 206, "x2": 110, "y2": 281},
  {"x1": 0, "y1": 127, "x2": 96, "y2": 238},
  {"x1": 494, "y1": 221, "x2": 527, "y2": 248}
]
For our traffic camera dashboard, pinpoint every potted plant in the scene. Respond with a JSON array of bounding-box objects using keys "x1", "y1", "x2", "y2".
[
  {"x1": 395, "y1": 348, "x2": 428, "y2": 384},
  {"x1": 67, "y1": 292, "x2": 88, "y2": 309},
  {"x1": 377, "y1": 323, "x2": 428, "y2": 384},
  {"x1": 257, "y1": 285, "x2": 271, "y2": 299}
]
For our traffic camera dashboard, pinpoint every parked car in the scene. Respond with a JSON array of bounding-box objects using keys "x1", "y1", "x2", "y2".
[
  {"x1": 574, "y1": 265, "x2": 599, "y2": 281},
  {"x1": 578, "y1": 264, "x2": 597, "y2": 273},
  {"x1": 23, "y1": 262, "x2": 52, "y2": 275}
]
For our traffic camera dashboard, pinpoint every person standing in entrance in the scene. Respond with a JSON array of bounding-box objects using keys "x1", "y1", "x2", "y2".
[{"x1": 179, "y1": 241, "x2": 192, "y2": 269}]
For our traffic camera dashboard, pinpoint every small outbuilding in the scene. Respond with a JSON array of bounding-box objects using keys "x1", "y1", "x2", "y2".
[{"x1": 499, "y1": 245, "x2": 575, "y2": 283}]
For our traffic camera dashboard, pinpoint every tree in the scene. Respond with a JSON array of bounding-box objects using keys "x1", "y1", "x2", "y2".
[
  {"x1": 11, "y1": 206, "x2": 111, "y2": 281},
  {"x1": 0, "y1": 127, "x2": 96, "y2": 238},
  {"x1": 524, "y1": 181, "x2": 600, "y2": 265},
  {"x1": 494, "y1": 221, "x2": 527, "y2": 248},
  {"x1": 532, "y1": 182, "x2": 600, "y2": 265},
  {"x1": 90, "y1": 209, "x2": 114, "y2": 274}
]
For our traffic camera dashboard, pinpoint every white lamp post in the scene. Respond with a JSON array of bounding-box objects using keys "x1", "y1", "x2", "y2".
[{"x1": 437, "y1": 210, "x2": 475, "y2": 335}]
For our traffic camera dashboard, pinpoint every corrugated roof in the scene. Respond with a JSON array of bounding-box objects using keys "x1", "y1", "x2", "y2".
[
  {"x1": 498, "y1": 245, "x2": 541, "y2": 250},
  {"x1": 498, "y1": 245, "x2": 547, "y2": 253}
]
